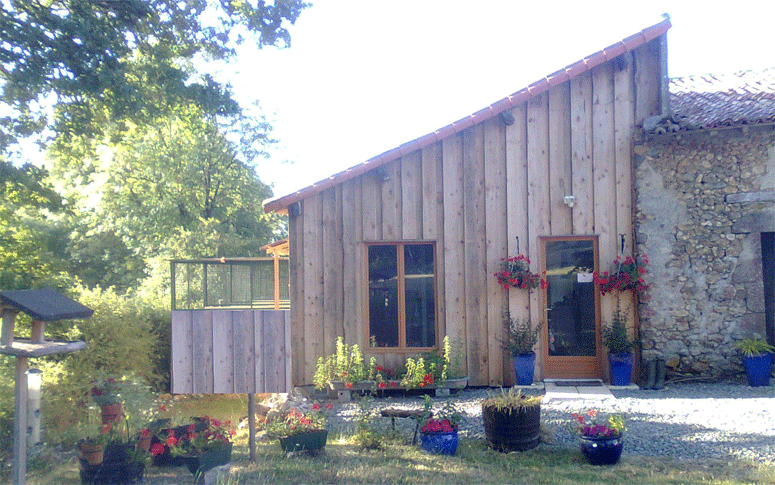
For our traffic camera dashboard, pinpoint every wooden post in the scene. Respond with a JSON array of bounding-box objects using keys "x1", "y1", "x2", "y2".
[
  {"x1": 248, "y1": 394, "x2": 256, "y2": 462},
  {"x1": 2, "y1": 310, "x2": 16, "y2": 346},
  {"x1": 14, "y1": 356, "x2": 28, "y2": 485},
  {"x1": 30, "y1": 321, "x2": 45, "y2": 344},
  {"x1": 273, "y1": 253, "x2": 280, "y2": 310}
]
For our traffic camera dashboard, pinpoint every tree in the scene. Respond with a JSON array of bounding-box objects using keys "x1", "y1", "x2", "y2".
[
  {"x1": 0, "y1": 159, "x2": 71, "y2": 289},
  {"x1": 58, "y1": 104, "x2": 283, "y2": 291},
  {"x1": 0, "y1": 0, "x2": 308, "y2": 149}
]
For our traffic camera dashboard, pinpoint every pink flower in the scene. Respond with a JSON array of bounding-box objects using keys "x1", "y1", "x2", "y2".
[
  {"x1": 325, "y1": 403, "x2": 333, "y2": 410},
  {"x1": 312, "y1": 403, "x2": 321, "y2": 411}
]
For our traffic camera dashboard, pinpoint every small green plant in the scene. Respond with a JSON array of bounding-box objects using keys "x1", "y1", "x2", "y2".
[
  {"x1": 313, "y1": 337, "x2": 368, "y2": 390},
  {"x1": 352, "y1": 395, "x2": 390, "y2": 450},
  {"x1": 736, "y1": 337, "x2": 775, "y2": 357},
  {"x1": 482, "y1": 387, "x2": 542, "y2": 412},
  {"x1": 501, "y1": 312, "x2": 540, "y2": 356},
  {"x1": 602, "y1": 301, "x2": 635, "y2": 355}
]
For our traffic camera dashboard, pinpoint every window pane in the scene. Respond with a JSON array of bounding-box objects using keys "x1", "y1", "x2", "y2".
[
  {"x1": 546, "y1": 240, "x2": 596, "y2": 356},
  {"x1": 368, "y1": 245, "x2": 399, "y2": 347},
  {"x1": 404, "y1": 244, "x2": 435, "y2": 347}
]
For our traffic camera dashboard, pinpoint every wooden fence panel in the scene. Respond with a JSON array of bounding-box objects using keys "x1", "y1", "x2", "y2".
[
  {"x1": 171, "y1": 311, "x2": 193, "y2": 393},
  {"x1": 171, "y1": 309, "x2": 291, "y2": 393}
]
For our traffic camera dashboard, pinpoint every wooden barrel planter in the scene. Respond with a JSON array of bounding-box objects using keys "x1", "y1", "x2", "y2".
[{"x1": 481, "y1": 390, "x2": 542, "y2": 452}]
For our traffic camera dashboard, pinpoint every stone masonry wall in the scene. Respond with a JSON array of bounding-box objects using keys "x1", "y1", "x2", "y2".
[{"x1": 634, "y1": 126, "x2": 775, "y2": 376}]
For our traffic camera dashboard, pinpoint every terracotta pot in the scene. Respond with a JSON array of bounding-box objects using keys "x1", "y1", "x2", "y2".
[
  {"x1": 80, "y1": 443, "x2": 104, "y2": 466},
  {"x1": 101, "y1": 403, "x2": 123, "y2": 424}
]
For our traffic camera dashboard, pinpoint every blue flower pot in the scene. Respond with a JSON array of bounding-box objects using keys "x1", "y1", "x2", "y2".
[
  {"x1": 513, "y1": 352, "x2": 536, "y2": 386},
  {"x1": 743, "y1": 352, "x2": 773, "y2": 387},
  {"x1": 608, "y1": 353, "x2": 633, "y2": 386},
  {"x1": 579, "y1": 435, "x2": 623, "y2": 465},
  {"x1": 420, "y1": 430, "x2": 458, "y2": 455}
]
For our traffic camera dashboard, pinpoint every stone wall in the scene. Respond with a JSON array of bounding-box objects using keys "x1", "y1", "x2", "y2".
[{"x1": 633, "y1": 125, "x2": 775, "y2": 376}]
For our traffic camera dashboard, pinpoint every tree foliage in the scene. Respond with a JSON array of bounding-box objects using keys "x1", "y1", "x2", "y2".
[
  {"x1": 0, "y1": 159, "x2": 72, "y2": 289},
  {"x1": 0, "y1": 0, "x2": 307, "y2": 148},
  {"x1": 51, "y1": 104, "x2": 283, "y2": 291}
]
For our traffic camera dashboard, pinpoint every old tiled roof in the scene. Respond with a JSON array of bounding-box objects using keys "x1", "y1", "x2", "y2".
[
  {"x1": 655, "y1": 68, "x2": 775, "y2": 133},
  {"x1": 264, "y1": 16, "x2": 671, "y2": 213}
]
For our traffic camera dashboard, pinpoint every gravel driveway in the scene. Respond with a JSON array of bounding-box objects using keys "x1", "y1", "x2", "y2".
[{"x1": 328, "y1": 381, "x2": 775, "y2": 462}]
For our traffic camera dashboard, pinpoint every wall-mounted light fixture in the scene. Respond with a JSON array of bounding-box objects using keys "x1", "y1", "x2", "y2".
[{"x1": 563, "y1": 195, "x2": 576, "y2": 208}]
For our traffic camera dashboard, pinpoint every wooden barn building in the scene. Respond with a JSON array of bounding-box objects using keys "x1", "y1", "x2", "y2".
[{"x1": 263, "y1": 17, "x2": 672, "y2": 386}]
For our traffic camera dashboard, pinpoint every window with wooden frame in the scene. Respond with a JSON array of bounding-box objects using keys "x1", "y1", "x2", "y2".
[{"x1": 367, "y1": 242, "x2": 436, "y2": 349}]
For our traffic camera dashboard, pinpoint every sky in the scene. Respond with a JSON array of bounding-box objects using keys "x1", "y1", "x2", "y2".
[{"x1": 221, "y1": 1, "x2": 774, "y2": 199}]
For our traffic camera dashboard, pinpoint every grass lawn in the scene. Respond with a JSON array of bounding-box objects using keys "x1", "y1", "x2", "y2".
[
  {"x1": 28, "y1": 436, "x2": 775, "y2": 485},
  {"x1": 22, "y1": 394, "x2": 775, "y2": 484}
]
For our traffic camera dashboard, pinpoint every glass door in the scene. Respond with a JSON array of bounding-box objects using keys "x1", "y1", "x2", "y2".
[{"x1": 542, "y1": 237, "x2": 602, "y2": 378}]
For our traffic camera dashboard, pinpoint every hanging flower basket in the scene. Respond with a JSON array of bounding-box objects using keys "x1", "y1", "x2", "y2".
[
  {"x1": 594, "y1": 255, "x2": 649, "y2": 297},
  {"x1": 495, "y1": 255, "x2": 547, "y2": 290}
]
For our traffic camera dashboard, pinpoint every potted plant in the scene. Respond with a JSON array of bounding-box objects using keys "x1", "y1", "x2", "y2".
[
  {"x1": 163, "y1": 416, "x2": 236, "y2": 475},
  {"x1": 481, "y1": 387, "x2": 542, "y2": 452},
  {"x1": 78, "y1": 421, "x2": 146, "y2": 484},
  {"x1": 570, "y1": 409, "x2": 626, "y2": 465},
  {"x1": 416, "y1": 395, "x2": 460, "y2": 455},
  {"x1": 90, "y1": 377, "x2": 123, "y2": 424},
  {"x1": 735, "y1": 337, "x2": 775, "y2": 387},
  {"x1": 501, "y1": 312, "x2": 540, "y2": 385},
  {"x1": 602, "y1": 302, "x2": 636, "y2": 386},
  {"x1": 495, "y1": 254, "x2": 548, "y2": 290},
  {"x1": 313, "y1": 337, "x2": 370, "y2": 391},
  {"x1": 77, "y1": 423, "x2": 114, "y2": 466},
  {"x1": 266, "y1": 391, "x2": 332, "y2": 454}
]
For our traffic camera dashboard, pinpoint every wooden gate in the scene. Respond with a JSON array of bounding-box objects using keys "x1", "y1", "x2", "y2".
[{"x1": 171, "y1": 309, "x2": 291, "y2": 393}]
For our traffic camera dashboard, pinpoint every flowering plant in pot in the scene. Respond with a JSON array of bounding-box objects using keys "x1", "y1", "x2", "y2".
[
  {"x1": 594, "y1": 255, "x2": 649, "y2": 297},
  {"x1": 570, "y1": 409, "x2": 626, "y2": 465},
  {"x1": 160, "y1": 416, "x2": 236, "y2": 475},
  {"x1": 495, "y1": 254, "x2": 547, "y2": 290},
  {"x1": 313, "y1": 337, "x2": 369, "y2": 390},
  {"x1": 265, "y1": 390, "x2": 333, "y2": 453},
  {"x1": 90, "y1": 377, "x2": 122, "y2": 406},
  {"x1": 501, "y1": 311, "x2": 540, "y2": 385},
  {"x1": 416, "y1": 395, "x2": 460, "y2": 455}
]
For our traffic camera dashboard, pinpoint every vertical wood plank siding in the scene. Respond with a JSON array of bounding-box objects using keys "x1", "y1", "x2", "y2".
[
  {"x1": 171, "y1": 310, "x2": 291, "y2": 393},
  {"x1": 286, "y1": 41, "x2": 662, "y2": 386}
]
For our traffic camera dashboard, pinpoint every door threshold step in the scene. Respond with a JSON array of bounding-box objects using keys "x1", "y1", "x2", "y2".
[{"x1": 545, "y1": 379, "x2": 604, "y2": 387}]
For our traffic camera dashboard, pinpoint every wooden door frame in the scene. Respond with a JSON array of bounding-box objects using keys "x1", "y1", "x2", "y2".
[{"x1": 540, "y1": 235, "x2": 603, "y2": 379}]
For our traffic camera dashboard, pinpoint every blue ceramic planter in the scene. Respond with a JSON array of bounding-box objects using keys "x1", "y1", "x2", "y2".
[
  {"x1": 420, "y1": 430, "x2": 458, "y2": 455},
  {"x1": 608, "y1": 353, "x2": 633, "y2": 386},
  {"x1": 513, "y1": 352, "x2": 536, "y2": 386},
  {"x1": 743, "y1": 352, "x2": 773, "y2": 387},
  {"x1": 579, "y1": 435, "x2": 623, "y2": 465}
]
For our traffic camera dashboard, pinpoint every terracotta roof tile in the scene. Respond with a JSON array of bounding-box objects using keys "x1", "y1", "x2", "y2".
[
  {"x1": 668, "y1": 68, "x2": 775, "y2": 130},
  {"x1": 264, "y1": 16, "x2": 671, "y2": 213}
]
